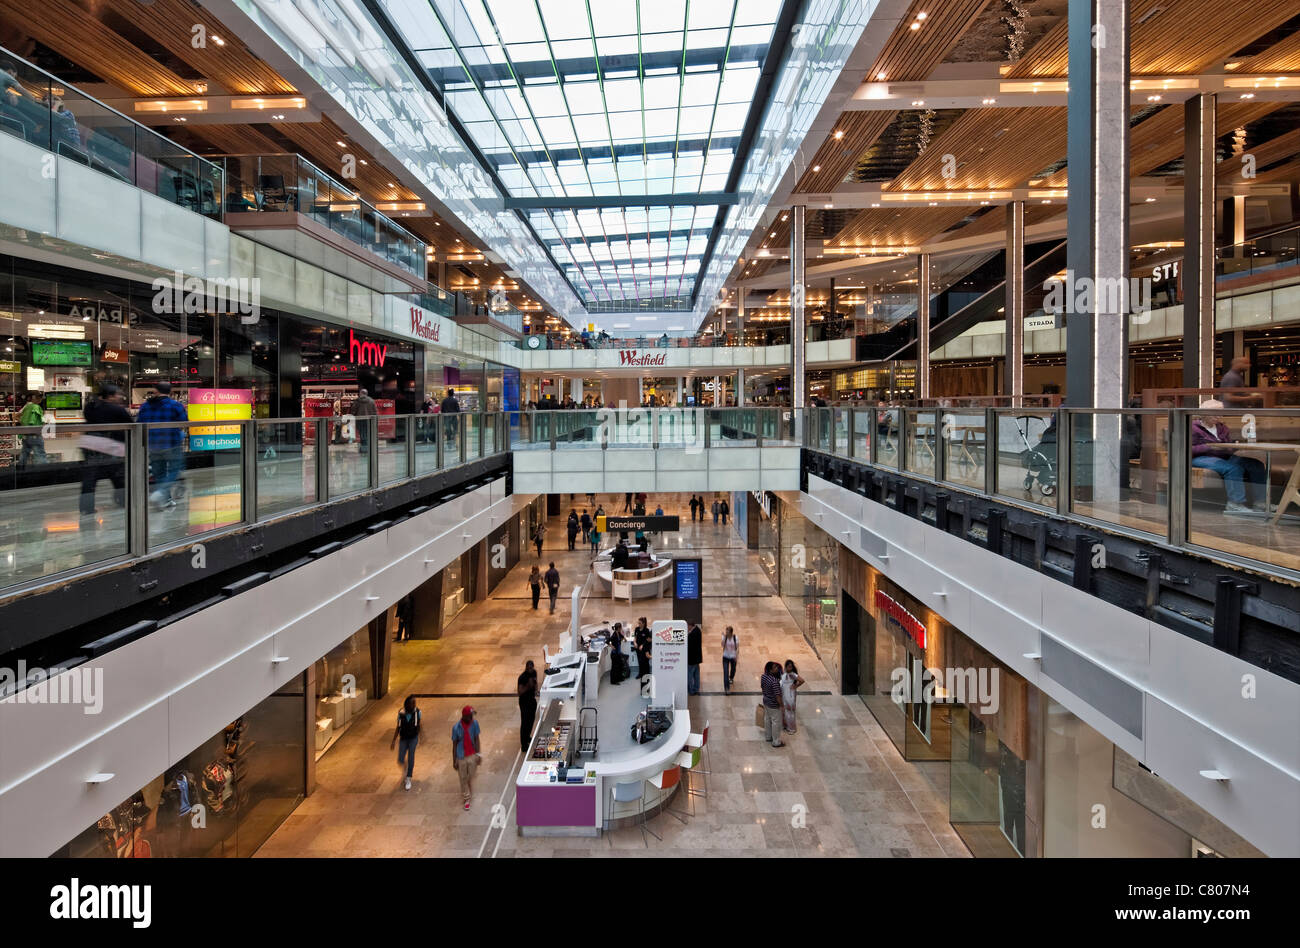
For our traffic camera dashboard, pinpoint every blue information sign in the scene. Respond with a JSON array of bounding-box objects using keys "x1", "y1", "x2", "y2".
[{"x1": 674, "y1": 560, "x2": 700, "y2": 599}]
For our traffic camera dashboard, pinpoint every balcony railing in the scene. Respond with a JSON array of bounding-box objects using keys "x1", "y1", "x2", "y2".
[
  {"x1": 806, "y1": 405, "x2": 1300, "y2": 578},
  {"x1": 221, "y1": 153, "x2": 425, "y2": 277},
  {"x1": 0, "y1": 45, "x2": 223, "y2": 219},
  {"x1": 0, "y1": 412, "x2": 506, "y2": 594}
]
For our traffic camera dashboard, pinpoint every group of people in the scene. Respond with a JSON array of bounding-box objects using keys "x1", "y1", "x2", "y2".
[
  {"x1": 687, "y1": 494, "x2": 729, "y2": 525},
  {"x1": 389, "y1": 697, "x2": 482, "y2": 809},
  {"x1": 526, "y1": 562, "x2": 562, "y2": 613}
]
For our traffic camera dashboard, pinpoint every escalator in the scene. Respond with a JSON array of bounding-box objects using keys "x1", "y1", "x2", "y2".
[{"x1": 857, "y1": 239, "x2": 1068, "y2": 363}]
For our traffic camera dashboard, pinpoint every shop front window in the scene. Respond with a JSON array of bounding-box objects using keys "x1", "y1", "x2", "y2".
[
  {"x1": 314, "y1": 628, "x2": 374, "y2": 759},
  {"x1": 60, "y1": 677, "x2": 305, "y2": 858},
  {"x1": 442, "y1": 554, "x2": 467, "y2": 629}
]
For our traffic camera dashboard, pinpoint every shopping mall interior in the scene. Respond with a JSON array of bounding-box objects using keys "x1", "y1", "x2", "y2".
[{"x1": 0, "y1": 0, "x2": 1297, "y2": 887}]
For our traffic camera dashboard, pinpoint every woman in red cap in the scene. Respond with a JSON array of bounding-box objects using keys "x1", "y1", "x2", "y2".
[{"x1": 451, "y1": 705, "x2": 482, "y2": 810}]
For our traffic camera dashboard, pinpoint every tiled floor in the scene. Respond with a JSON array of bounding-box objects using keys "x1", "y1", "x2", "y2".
[{"x1": 257, "y1": 492, "x2": 970, "y2": 858}]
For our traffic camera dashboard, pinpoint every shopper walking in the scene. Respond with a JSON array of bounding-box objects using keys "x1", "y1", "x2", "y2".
[
  {"x1": 687, "y1": 623, "x2": 703, "y2": 696},
  {"x1": 137, "y1": 382, "x2": 188, "y2": 509},
  {"x1": 17, "y1": 391, "x2": 47, "y2": 467},
  {"x1": 566, "y1": 509, "x2": 579, "y2": 550},
  {"x1": 78, "y1": 384, "x2": 131, "y2": 515},
  {"x1": 623, "y1": 491, "x2": 633, "y2": 513},
  {"x1": 711, "y1": 498, "x2": 720, "y2": 525},
  {"x1": 394, "y1": 596, "x2": 413, "y2": 642},
  {"x1": 517, "y1": 661, "x2": 539, "y2": 752},
  {"x1": 721, "y1": 626, "x2": 739, "y2": 695},
  {"x1": 780, "y1": 660, "x2": 805, "y2": 733},
  {"x1": 760, "y1": 662, "x2": 785, "y2": 748},
  {"x1": 720, "y1": 498, "x2": 730, "y2": 526},
  {"x1": 389, "y1": 695, "x2": 421, "y2": 790},
  {"x1": 450, "y1": 705, "x2": 481, "y2": 809},
  {"x1": 689, "y1": 495, "x2": 699, "y2": 522},
  {"x1": 527, "y1": 564, "x2": 542, "y2": 610},
  {"x1": 533, "y1": 521, "x2": 546, "y2": 558},
  {"x1": 544, "y1": 561, "x2": 561, "y2": 614},
  {"x1": 580, "y1": 509, "x2": 592, "y2": 543}
]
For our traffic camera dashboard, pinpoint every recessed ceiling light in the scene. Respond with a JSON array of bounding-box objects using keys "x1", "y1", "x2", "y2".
[
  {"x1": 812, "y1": 164, "x2": 821, "y2": 172},
  {"x1": 336, "y1": 140, "x2": 346, "y2": 147},
  {"x1": 833, "y1": 129, "x2": 844, "y2": 140}
]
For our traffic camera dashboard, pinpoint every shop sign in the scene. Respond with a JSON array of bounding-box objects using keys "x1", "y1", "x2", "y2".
[
  {"x1": 348, "y1": 329, "x2": 388, "y2": 367},
  {"x1": 187, "y1": 388, "x2": 253, "y2": 451},
  {"x1": 875, "y1": 589, "x2": 926, "y2": 649},
  {"x1": 0, "y1": 360, "x2": 20, "y2": 373},
  {"x1": 410, "y1": 306, "x2": 441, "y2": 342},
  {"x1": 618, "y1": 350, "x2": 668, "y2": 367},
  {"x1": 100, "y1": 345, "x2": 129, "y2": 364}
]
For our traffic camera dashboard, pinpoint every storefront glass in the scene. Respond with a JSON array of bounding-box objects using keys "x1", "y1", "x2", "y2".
[
  {"x1": 58, "y1": 676, "x2": 305, "y2": 858},
  {"x1": 314, "y1": 628, "x2": 375, "y2": 759},
  {"x1": 777, "y1": 499, "x2": 840, "y2": 683},
  {"x1": 442, "y1": 553, "x2": 467, "y2": 629}
]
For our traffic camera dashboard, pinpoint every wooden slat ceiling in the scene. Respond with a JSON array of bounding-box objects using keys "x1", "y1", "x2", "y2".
[
  {"x1": 1008, "y1": 0, "x2": 1300, "y2": 77},
  {"x1": 0, "y1": 0, "x2": 293, "y2": 95},
  {"x1": 1237, "y1": 30, "x2": 1300, "y2": 72},
  {"x1": 0, "y1": 0, "x2": 189, "y2": 95},
  {"x1": 793, "y1": 0, "x2": 992, "y2": 193},
  {"x1": 887, "y1": 106, "x2": 1069, "y2": 191}
]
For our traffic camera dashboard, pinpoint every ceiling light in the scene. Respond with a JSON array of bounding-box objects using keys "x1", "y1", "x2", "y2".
[
  {"x1": 1240, "y1": 92, "x2": 1255, "y2": 99},
  {"x1": 912, "y1": 99, "x2": 925, "y2": 106},
  {"x1": 212, "y1": 35, "x2": 225, "y2": 46},
  {"x1": 876, "y1": 71, "x2": 887, "y2": 80},
  {"x1": 336, "y1": 140, "x2": 346, "y2": 146},
  {"x1": 910, "y1": 20, "x2": 921, "y2": 30},
  {"x1": 812, "y1": 165, "x2": 821, "y2": 172},
  {"x1": 916, "y1": 11, "x2": 927, "y2": 19},
  {"x1": 833, "y1": 129, "x2": 844, "y2": 140}
]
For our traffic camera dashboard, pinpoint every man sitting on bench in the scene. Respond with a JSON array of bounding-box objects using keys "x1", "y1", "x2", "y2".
[{"x1": 1191, "y1": 400, "x2": 1267, "y2": 516}]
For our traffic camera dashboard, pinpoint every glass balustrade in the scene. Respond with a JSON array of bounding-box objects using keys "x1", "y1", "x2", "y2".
[{"x1": 0, "y1": 44, "x2": 223, "y2": 219}]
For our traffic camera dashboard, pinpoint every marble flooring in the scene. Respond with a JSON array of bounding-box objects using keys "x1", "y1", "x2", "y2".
[{"x1": 255, "y1": 493, "x2": 971, "y2": 858}]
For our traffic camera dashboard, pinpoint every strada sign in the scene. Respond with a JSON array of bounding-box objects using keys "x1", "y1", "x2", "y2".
[
  {"x1": 410, "y1": 306, "x2": 441, "y2": 342},
  {"x1": 618, "y1": 350, "x2": 668, "y2": 367}
]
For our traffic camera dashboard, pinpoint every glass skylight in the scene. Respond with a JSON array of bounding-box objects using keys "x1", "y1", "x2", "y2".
[{"x1": 384, "y1": 0, "x2": 784, "y2": 305}]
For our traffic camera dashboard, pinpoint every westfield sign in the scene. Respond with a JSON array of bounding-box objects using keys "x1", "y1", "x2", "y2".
[
  {"x1": 618, "y1": 350, "x2": 667, "y2": 367},
  {"x1": 409, "y1": 306, "x2": 441, "y2": 342}
]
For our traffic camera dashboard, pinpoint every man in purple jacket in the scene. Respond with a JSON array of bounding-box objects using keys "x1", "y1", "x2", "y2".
[{"x1": 1190, "y1": 400, "x2": 1266, "y2": 515}]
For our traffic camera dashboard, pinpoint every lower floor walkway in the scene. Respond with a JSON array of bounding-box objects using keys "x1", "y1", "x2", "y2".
[{"x1": 256, "y1": 494, "x2": 971, "y2": 858}]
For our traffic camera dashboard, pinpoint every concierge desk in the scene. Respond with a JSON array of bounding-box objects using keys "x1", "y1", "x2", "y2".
[
  {"x1": 516, "y1": 625, "x2": 690, "y2": 837},
  {"x1": 592, "y1": 551, "x2": 673, "y2": 602}
]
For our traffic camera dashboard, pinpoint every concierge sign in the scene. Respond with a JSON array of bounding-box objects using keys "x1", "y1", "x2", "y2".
[{"x1": 672, "y1": 557, "x2": 702, "y2": 626}]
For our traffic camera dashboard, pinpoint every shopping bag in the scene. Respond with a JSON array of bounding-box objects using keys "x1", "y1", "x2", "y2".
[{"x1": 754, "y1": 703, "x2": 766, "y2": 729}]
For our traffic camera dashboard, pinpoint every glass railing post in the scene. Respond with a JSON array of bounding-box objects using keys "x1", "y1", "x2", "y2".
[
  {"x1": 898, "y1": 409, "x2": 909, "y2": 473},
  {"x1": 241, "y1": 419, "x2": 258, "y2": 523},
  {"x1": 1168, "y1": 409, "x2": 1188, "y2": 547},
  {"x1": 935, "y1": 410, "x2": 948, "y2": 483},
  {"x1": 458, "y1": 415, "x2": 467, "y2": 464},
  {"x1": 406, "y1": 416, "x2": 416, "y2": 477},
  {"x1": 1055, "y1": 409, "x2": 1071, "y2": 517},
  {"x1": 479, "y1": 411, "x2": 486, "y2": 459},
  {"x1": 367, "y1": 419, "x2": 378, "y2": 488},
  {"x1": 315, "y1": 419, "x2": 330, "y2": 502},
  {"x1": 435, "y1": 416, "x2": 445, "y2": 470},
  {"x1": 983, "y1": 408, "x2": 997, "y2": 495},
  {"x1": 549, "y1": 414, "x2": 557, "y2": 451},
  {"x1": 128, "y1": 424, "x2": 149, "y2": 556}
]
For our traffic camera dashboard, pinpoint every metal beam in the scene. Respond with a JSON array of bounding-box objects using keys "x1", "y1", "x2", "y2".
[
  {"x1": 1183, "y1": 93, "x2": 1217, "y2": 389},
  {"x1": 917, "y1": 252, "x2": 930, "y2": 400},
  {"x1": 1005, "y1": 201, "x2": 1025, "y2": 406},
  {"x1": 845, "y1": 73, "x2": 1300, "y2": 111},
  {"x1": 791, "y1": 205, "x2": 807, "y2": 411},
  {"x1": 504, "y1": 192, "x2": 739, "y2": 211}
]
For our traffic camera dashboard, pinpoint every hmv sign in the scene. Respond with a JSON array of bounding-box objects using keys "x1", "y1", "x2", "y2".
[{"x1": 349, "y1": 329, "x2": 388, "y2": 367}]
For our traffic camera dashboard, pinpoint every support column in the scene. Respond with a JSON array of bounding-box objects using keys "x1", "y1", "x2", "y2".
[
  {"x1": 790, "y1": 204, "x2": 807, "y2": 410},
  {"x1": 737, "y1": 287, "x2": 747, "y2": 342},
  {"x1": 916, "y1": 253, "x2": 931, "y2": 400},
  {"x1": 737, "y1": 367, "x2": 746, "y2": 406},
  {"x1": 1006, "y1": 201, "x2": 1025, "y2": 405},
  {"x1": 1065, "y1": 0, "x2": 1130, "y2": 410},
  {"x1": 1183, "y1": 92, "x2": 1216, "y2": 389},
  {"x1": 569, "y1": 376, "x2": 582, "y2": 404}
]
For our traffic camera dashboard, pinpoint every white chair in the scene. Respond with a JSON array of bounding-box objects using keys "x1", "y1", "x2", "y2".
[{"x1": 610, "y1": 779, "x2": 654, "y2": 844}]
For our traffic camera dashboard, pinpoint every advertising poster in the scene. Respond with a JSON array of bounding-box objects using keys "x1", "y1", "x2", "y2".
[
  {"x1": 651, "y1": 620, "x2": 688, "y2": 710},
  {"x1": 187, "y1": 388, "x2": 252, "y2": 451}
]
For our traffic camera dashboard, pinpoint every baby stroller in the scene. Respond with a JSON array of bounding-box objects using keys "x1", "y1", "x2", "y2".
[{"x1": 1015, "y1": 415, "x2": 1057, "y2": 496}]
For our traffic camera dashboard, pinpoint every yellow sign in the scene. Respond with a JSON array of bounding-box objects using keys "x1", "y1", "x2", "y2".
[{"x1": 596, "y1": 515, "x2": 606, "y2": 533}]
